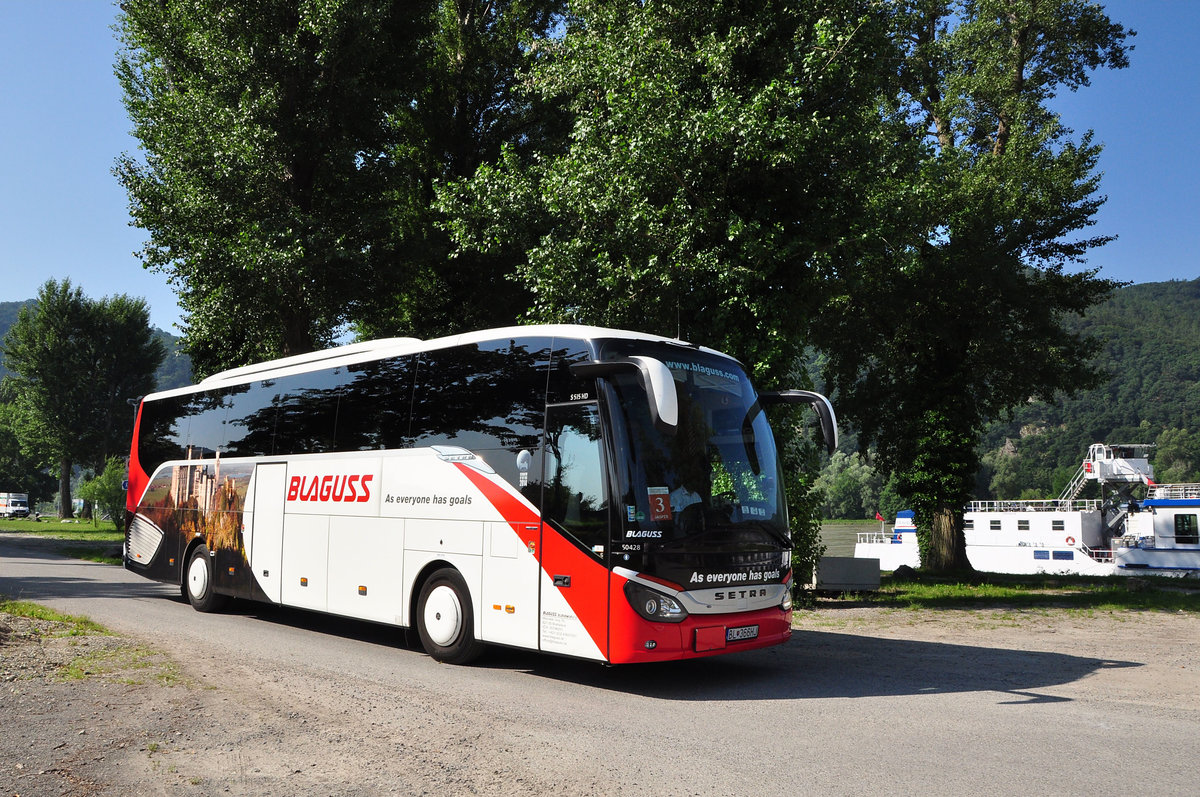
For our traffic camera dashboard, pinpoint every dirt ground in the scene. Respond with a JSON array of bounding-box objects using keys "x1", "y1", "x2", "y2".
[{"x1": 5, "y1": 605, "x2": 1199, "y2": 796}]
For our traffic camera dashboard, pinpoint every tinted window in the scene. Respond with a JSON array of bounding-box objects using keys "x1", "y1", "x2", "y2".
[
  {"x1": 339, "y1": 356, "x2": 416, "y2": 449},
  {"x1": 1176, "y1": 514, "x2": 1199, "y2": 545},
  {"x1": 270, "y1": 368, "x2": 353, "y2": 454},
  {"x1": 138, "y1": 394, "x2": 189, "y2": 471},
  {"x1": 411, "y1": 337, "x2": 553, "y2": 488},
  {"x1": 140, "y1": 337, "x2": 564, "y2": 474},
  {"x1": 529, "y1": 403, "x2": 609, "y2": 557},
  {"x1": 225, "y1": 380, "x2": 281, "y2": 457},
  {"x1": 138, "y1": 388, "x2": 230, "y2": 473}
]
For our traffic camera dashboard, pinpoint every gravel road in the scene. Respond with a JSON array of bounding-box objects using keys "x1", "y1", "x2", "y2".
[{"x1": 2, "y1": 534, "x2": 1198, "y2": 796}]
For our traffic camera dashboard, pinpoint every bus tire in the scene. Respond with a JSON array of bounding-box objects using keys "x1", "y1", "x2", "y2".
[
  {"x1": 184, "y1": 544, "x2": 228, "y2": 613},
  {"x1": 416, "y1": 568, "x2": 484, "y2": 664}
]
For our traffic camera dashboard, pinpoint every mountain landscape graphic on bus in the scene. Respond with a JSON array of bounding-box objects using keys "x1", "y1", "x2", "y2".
[{"x1": 137, "y1": 453, "x2": 252, "y2": 556}]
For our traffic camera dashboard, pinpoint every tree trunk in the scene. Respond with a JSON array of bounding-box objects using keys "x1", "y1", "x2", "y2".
[
  {"x1": 59, "y1": 458, "x2": 74, "y2": 519},
  {"x1": 926, "y1": 506, "x2": 971, "y2": 571}
]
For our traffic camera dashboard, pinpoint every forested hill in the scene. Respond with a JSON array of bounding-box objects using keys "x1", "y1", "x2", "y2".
[
  {"x1": 0, "y1": 300, "x2": 192, "y2": 391},
  {"x1": 979, "y1": 277, "x2": 1200, "y2": 496}
]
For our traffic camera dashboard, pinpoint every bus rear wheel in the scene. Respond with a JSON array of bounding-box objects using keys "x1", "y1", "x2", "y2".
[
  {"x1": 184, "y1": 545, "x2": 228, "y2": 613},
  {"x1": 416, "y1": 568, "x2": 484, "y2": 664}
]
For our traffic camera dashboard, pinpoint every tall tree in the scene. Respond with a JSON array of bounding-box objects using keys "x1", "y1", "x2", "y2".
[
  {"x1": 117, "y1": 0, "x2": 564, "y2": 375},
  {"x1": 440, "y1": 0, "x2": 905, "y2": 580},
  {"x1": 85, "y1": 294, "x2": 168, "y2": 467},
  {"x1": 116, "y1": 0, "x2": 436, "y2": 376},
  {"x1": 813, "y1": 0, "x2": 1132, "y2": 570},
  {"x1": 355, "y1": 0, "x2": 567, "y2": 340},
  {"x1": 1, "y1": 280, "x2": 163, "y2": 518}
]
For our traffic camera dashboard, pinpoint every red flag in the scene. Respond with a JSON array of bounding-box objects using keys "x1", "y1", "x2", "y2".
[{"x1": 875, "y1": 512, "x2": 884, "y2": 522}]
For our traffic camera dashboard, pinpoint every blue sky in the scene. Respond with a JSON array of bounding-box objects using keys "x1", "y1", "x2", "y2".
[{"x1": 1, "y1": 1, "x2": 1196, "y2": 334}]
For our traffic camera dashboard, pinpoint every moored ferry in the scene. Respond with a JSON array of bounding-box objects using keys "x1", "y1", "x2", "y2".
[{"x1": 855, "y1": 444, "x2": 1200, "y2": 577}]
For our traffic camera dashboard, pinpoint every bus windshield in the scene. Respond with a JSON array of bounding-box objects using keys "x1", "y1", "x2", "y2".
[{"x1": 602, "y1": 345, "x2": 789, "y2": 585}]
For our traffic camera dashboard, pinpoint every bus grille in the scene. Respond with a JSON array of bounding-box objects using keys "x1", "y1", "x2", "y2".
[{"x1": 127, "y1": 513, "x2": 164, "y2": 564}]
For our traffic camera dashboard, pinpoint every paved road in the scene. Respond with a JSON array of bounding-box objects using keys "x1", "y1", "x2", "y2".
[{"x1": 2, "y1": 537, "x2": 1196, "y2": 795}]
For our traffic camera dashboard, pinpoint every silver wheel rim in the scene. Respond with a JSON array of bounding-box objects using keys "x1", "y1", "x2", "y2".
[
  {"x1": 187, "y1": 554, "x2": 209, "y2": 600},
  {"x1": 423, "y1": 585, "x2": 463, "y2": 647}
]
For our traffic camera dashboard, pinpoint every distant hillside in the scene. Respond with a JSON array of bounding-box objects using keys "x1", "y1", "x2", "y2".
[
  {"x1": 979, "y1": 277, "x2": 1200, "y2": 496},
  {"x1": 151, "y1": 327, "x2": 194, "y2": 391},
  {"x1": 0, "y1": 300, "x2": 192, "y2": 391}
]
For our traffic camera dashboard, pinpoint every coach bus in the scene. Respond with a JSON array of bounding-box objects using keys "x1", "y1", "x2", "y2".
[{"x1": 124, "y1": 325, "x2": 835, "y2": 664}]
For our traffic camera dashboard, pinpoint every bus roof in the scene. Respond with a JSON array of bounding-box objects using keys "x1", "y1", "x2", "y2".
[{"x1": 143, "y1": 324, "x2": 728, "y2": 403}]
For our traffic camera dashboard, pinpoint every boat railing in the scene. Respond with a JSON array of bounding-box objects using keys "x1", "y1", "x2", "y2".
[
  {"x1": 966, "y1": 499, "x2": 1101, "y2": 513},
  {"x1": 1082, "y1": 545, "x2": 1114, "y2": 563},
  {"x1": 1113, "y1": 535, "x2": 1157, "y2": 550},
  {"x1": 857, "y1": 531, "x2": 907, "y2": 545},
  {"x1": 1148, "y1": 483, "x2": 1200, "y2": 500}
]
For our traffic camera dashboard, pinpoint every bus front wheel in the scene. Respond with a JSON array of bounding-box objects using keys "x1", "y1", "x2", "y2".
[
  {"x1": 184, "y1": 545, "x2": 228, "y2": 613},
  {"x1": 416, "y1": 568, "x2": 484, "y2": 664}
]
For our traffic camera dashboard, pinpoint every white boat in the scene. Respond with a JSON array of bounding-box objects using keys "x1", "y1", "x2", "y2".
[
  {"x1": 855, "y1": 443, "x2": 1200, "y2": 577},
  {"x1": 1116, "y1": 484, "x2": 1200, "y2": 575},
  {"x1": 855, "y1": 510, "x2": 919, "y2": 571}
]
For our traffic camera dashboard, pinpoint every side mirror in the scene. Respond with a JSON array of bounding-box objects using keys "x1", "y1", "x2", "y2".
[
  {"x1": 570, "y1": 356, "x2": 678, "y2": 434},
  {"x1": 758, "y1": 390, "x2": 838, "y2": 454}
]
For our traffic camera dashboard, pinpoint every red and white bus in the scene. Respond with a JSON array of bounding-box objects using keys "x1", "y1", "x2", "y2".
[{"x1": 124, "y1": 325, "x2": 835, "y2": 664}]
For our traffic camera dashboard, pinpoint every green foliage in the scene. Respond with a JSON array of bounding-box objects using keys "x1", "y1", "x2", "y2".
[
  {"x1": 2, "y1": 303, "x2": 189, "y2": 392},
  {"x1": 441, "y1": 0, "x2": 898, "y2": 384},
  {"x1": 77, "y1": 458, "x2": 130, "y2": 533},
  {"x1": 0, "y1": 402, "x2": 55, "y2": 502},
  {"x1": 117, "y1": 0, "x2": 564, "y2": 375},
  {"x1": 784, "y1": 445, "x2": 826, "y2": 603},
  {"x1": 0, "y1": 301, "x2": 33, "y2": 381},
  {"x1": 116, "y1": 0, "x2": 437, "y2": 375},
  {"x1": 871, "y1": 571, "x2": 1200, "y2": 614},
  {"x1": 0, "y1": 280, "x2": 163, "y2": 518},
  {"x1": 357, "y1": 0, "x2": 566, "y2": 340},
  {"x1": 0, "y1": 517, "x2": 122, "y2": 539},
  {"x1": 0, "y1": 597, "x2": 110, "y2": 635},
  {"x1": 151, "y1": 329, "x2": 193, "y2": 391},
  {"x1": 813, "y1": 451, "x2": 883, "y2": 520}
]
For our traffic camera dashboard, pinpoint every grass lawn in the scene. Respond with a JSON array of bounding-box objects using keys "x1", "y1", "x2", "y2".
[
  {"x1": 0, "y1": 516, "x2": 122, "y2": 541},
  {"x1": 850, "y1": 569, "x2": 1200, "y2": 613},
  {"x1": 0, "y1": 517, "x2": 123, "y2": 564}
]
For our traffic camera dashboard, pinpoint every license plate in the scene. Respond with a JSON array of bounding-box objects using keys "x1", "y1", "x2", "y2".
[{"x1": 726, "y1": 625, "x2": 759, "y2": 642}]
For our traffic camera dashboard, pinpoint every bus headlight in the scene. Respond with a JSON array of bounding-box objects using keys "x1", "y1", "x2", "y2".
[{"x1": 624, "y1": 581, "x2": 687, "y2": 623}]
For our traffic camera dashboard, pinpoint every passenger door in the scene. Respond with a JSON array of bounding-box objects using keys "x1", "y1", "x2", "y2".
[{"x1": 534, "y1": 402, "x2": 610, "y2": 660}]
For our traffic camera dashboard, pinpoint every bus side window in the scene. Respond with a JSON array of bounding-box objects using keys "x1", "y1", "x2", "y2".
[
  {"x1": 534, "y1": 403, "x2": 608, "y2": 557},
  {"x1": 224, "y1": 380, "x2": 279, "y2": 457},
  {"x1": 412, "y1": 339, "x2": 550, "y2": 488},
  {"x1": 182, "y1": 389, "x2": 230, "y2": 458},
  {"x1": 138, "y1": 393, "x2": 191, "y2": 468},
  {"x1": 341, "y1": 356, "x2": 416, "y2": 450},
  {"x1": 272, "y1": 370, "x2": 345, "y2": 454}
]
